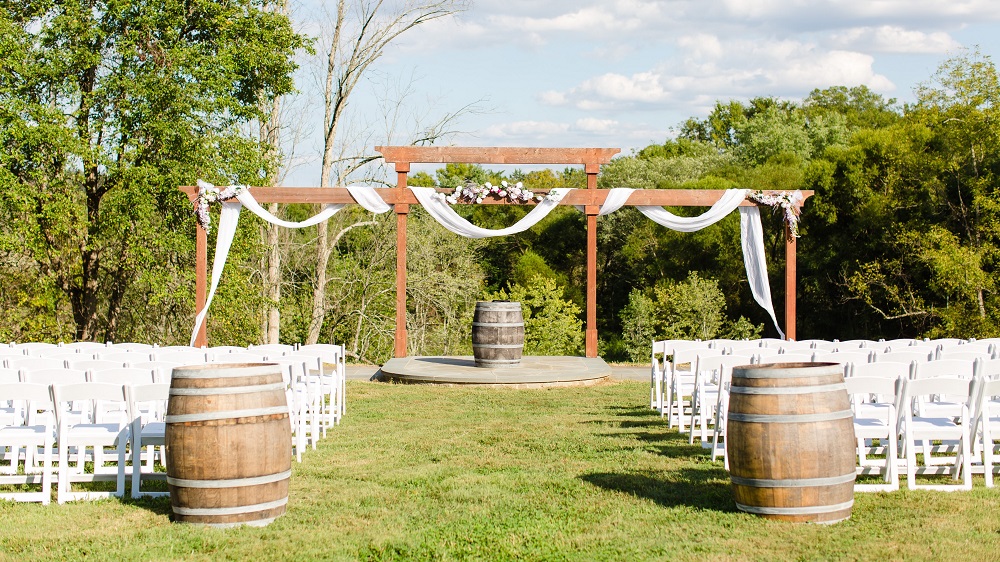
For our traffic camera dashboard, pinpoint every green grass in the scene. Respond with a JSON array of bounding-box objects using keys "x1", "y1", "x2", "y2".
[{"x1": 2, "y1": 380, "x2": 1000, "y2": 561}]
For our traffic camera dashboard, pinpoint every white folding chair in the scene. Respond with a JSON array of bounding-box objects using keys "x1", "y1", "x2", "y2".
[
  {"x1": 898, "y1": 376, "x2": 974, "y2": 491},
  {"x1": 206, "y1": 345, "x2": 248, "y2": 356},
  {"x1": 289, "y1": 351, "x2": 337, "y2": 433},
  {"x1": 688, "y1": 354, "x2": 752, "y2": 445},
  {"x1": 248, "y1": 344, "x2": 294, "y2": 356},
  {"x1": 108, "y1": 342, "x2": 156, "y2": 352},
  {"x1": 68, "y1": 359, "x2": 129, "y2": 372},
  {"x1": 5, "y1": 356, "x2": 68, "y2": 371},
  {"x1": 880, "y1": 349, "x2": 936, "y2": 364},
  {"x1": 126, "y1": 382, "x2": 169, "y2": 498},
  {"x1": 61, "y1": 342, "x2": 109, "y2": 353},
  {"x1": 150, "y1": 349, "x2": 208, "y2": 366},
  {"x1": 297, "y1": 343, "x2": 347, "y2": 420},
  {"x1": 208, "y1": 351, "x2": 270, "y2": 363},
  {"x1": 938, "y1": 350, "x2": 994, "y2": 363},
  {"x1": 271, "y1": 357, "x2": 322, "y2": 451},
  {"x1": 760, "y1": 353, "x2": 814, "y2": 363},
  {"x1": 709, "y1": 361, "x2": 739, "y2": 468},
  {"x1": 93, "y1": 350, "x2": 148, "y2": 364},
  {"x1": 649, "y1": 340, "x2": 669, "y2": 411},
  {"x1": 129, "y1": 360, "x2": 182, "y2": 383},
  {"x1": 14, "y1": 342, "x2": 61, "y2": 355},
  {"x1": 51, "y1": 382, "x2": 129, "y2": 503},
  {"x1": 666, "y1": 347, "x2": 703, "y2": 431},
  {"x1": 659, "y1": 341, "x2": 712, "y2": 424},
  {"x1": 0, "y1": 383, "x2": 54, "y2": 504},
  {"x1": 845, "y1": 375, "x2": 901, "y2": 492}
]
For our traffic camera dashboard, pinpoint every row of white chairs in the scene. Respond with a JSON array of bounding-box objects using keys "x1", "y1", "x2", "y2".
[
  {"x1": 1, "y1": 343, "x2": 348, "y2": 504},
  {"x1": 1, "y1": 342, "x2": 347, "y2": 436},
  {"x1": 0, "y1": 380, "x2": 168, "y2": 504},
  {"x1": 846, "y1": 368, "x2": 1000, "y2": 491},
  {"x1": 649, "y1": 341, "x2": 1000, "y2": 491},
  {"x1": 650, "y1": 338, "x2": 999, "y2": 425}
]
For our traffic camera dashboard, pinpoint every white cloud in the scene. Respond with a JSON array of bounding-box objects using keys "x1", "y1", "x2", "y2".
[
  {"x1": 577, "y1": 71, "x2": 670, "y2": 104},
  {"x1": 483, "y1": 121, "x2": 570, "y2": 138},
  {"x1": 539, "y1": 90, "x2": 568, "y2": 105},
  {"x1": 547, "y1": 36, "x2": 897, "y2": 113},
  {"x1": 574, "y1": 118, "x2": 620, "y2": 132},
  {"x1": 831, "y1": 26, "x2": 962, "y2": 53}
]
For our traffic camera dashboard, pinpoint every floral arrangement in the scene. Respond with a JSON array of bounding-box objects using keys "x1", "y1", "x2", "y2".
[
  {"x1": 445, "y1": 180, "x2": 540, "y2": 205},
  {"x1": 747, "y1": 190, "x2": 804, "y2": 240},
  {"x1": 194, "y1": 180, "x2": 246, "y2": 232}
]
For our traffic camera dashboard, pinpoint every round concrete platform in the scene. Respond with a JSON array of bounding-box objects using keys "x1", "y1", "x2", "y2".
[{"x1": 377, "y1": 355, "x2": 612, "y2": 388}]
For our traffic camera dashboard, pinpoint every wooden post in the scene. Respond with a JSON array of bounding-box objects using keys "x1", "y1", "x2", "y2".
[
  {"x1": 784, "y1": 223, "x2": 797, "y2": 341},
  {"x1": 394, "y1": 165, "x2": 410, "y2": 358},
  {"x1": 194, "y1": 207, "x2": 208, "y2": 348},
  {"x1": 585, "y1": 164, "x2": 599, "y2": 358}
]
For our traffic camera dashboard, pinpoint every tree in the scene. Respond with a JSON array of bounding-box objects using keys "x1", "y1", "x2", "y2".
[
  {"x1": 491, "y1": 276, "x2": 584, "y2": 356},
  {"x1": 0, "y1": 0, "x2": 305, "y2": 341},
  {"x1": 306, "y1": 0, "x2": 470, "y2": 345}
]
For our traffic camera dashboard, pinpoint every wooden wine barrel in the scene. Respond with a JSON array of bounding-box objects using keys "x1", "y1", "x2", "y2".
[
  {"x1": 165, "y1": 363, "x2": 291, "y2": 527},
  {"x1": 472, "y1": 301, "x2": 525, "y2": 368},
  {"x1": 727, "y1": 362, "x2": 856, "y2": 524}
]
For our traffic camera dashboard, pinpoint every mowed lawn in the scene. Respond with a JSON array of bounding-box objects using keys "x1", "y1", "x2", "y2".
[{"x1": 2, "y1": 379, "x2": 1000, "y2": 561}]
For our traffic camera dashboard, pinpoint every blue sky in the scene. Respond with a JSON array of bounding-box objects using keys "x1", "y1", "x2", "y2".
[{"x1": 281, "y1": 0, "x2": 1000, "y2": 185}]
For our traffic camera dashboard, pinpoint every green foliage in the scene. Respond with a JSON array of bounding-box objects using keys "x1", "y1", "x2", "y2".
[
  {"x1": 618, "y1": 290, "x2": 658, "y2": 362},
  {"x1": 619, "y1": 273, "x2": 763, "y2": 361},
  {"x1": 490, "y1": 276, "x2": 584, "y2": 356},
  {"x1": 0, "y1": 0, "x2": 307, "y2": 341}
]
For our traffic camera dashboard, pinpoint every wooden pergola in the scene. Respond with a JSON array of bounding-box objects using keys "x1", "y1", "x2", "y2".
[{"x1": 181, "y1": 146, "x2": 812, "y2": 356}]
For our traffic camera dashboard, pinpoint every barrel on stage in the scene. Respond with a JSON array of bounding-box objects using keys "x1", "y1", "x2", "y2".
[
  {"x1": 472, "y1": 301, "x2": 525, "y2": 368},
  {"x1": 726, "y1": 362, "x2": 856, "y2": 524},
  {"x1": 165, "y1": 363, "x2": 292, "y2": 527}
]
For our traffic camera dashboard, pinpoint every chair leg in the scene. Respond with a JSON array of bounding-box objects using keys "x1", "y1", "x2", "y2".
[
  {"x1": 985, "y1": 426, "x2": 995, "y2": 488},
  {"x1": 906, "y1": 432, "x2": 917, "y2": 491}
]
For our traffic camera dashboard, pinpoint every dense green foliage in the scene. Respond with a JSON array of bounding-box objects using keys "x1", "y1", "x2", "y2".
[
  {"x1": 3, "y1": 380, "x2": 1000, "y2": 560},
  {"x1": 0, "y1": 0, "x2": 306, "y2": 342},
  {"x1": 2, "y1": 15, "x2": 999, "y2": 364}
]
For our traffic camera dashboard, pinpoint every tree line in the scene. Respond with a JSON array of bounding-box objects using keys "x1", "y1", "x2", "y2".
[{"x1": 2, "y1": 2, "x2": 998, "y2": 363}]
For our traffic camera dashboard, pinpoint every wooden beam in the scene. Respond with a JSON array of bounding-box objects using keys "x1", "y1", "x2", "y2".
[
  {"x1": 585, "y1": 170, "x2": 599, "y2": 358},
  {"x1": 393, "y1": 165, "x2": 410, "y2": 358},
  {"x1": 178, "y1": 186, "x2": 812, "y2": 207},
  {"x1": 785, "y1": 224, "x2": 797, "y2": 341},
  {"x1": 195, "y1": 218, "x2": 208, "y2": 347},
  {"x1": 376, "y1": 146, "x2": 620, "y2": 165}
]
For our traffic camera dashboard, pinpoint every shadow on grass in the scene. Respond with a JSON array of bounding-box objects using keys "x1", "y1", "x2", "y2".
[
  {"x1": 122, "y1": 494, "x2": 173, "y2": 516},
  {"x1": 580, "y1": 468, "x2": 736, "y2": 512}
]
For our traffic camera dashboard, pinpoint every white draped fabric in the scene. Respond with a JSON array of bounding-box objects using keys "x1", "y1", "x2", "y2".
[
  {"x1": 593, "y1": 187, "x2": 784, "y2": 338},
  {"x1": 409, "y1": 186, "x2": 572, "y2": 239},
  {"x1": 190, "y1": 182, "x2": 787, "y2": 344},
  {"x1": 189, "y1": 183, "x2": 392, "y2": 345},
  {"x1": 740, "y1": 207, "x2": 784, "y2": 339},
  {"x1": 634, "y1": 188, "x2": 748, "y2": 231}
]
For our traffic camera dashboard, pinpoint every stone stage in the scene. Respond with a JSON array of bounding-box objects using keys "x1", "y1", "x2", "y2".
[{"x1": 377, "y1": 355, "x2": 612, "y2": 388}]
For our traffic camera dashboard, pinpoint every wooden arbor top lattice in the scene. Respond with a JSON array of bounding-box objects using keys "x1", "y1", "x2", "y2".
[{"x1": 180, "y1": 146, "x2": 811, "y2": 356}]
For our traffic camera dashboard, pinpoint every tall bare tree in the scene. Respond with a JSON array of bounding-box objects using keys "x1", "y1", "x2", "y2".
[{"x1": 308, "y1": 0, "x2": 468, "y2": 344}]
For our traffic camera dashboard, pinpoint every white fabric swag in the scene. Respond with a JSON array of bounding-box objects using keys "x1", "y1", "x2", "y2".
[
  {"x1": 191, "y1": 183, "x2": 785, "y2": 343},
  {"x1": 190, "y1": 183, "x2": 392, "y2": 345},
  {"x1": 409, "y1": 186, "x2": 572, "y2": 239},
  {"x1": 597, "y1": 188, "x2": 784, "y2": 338}
]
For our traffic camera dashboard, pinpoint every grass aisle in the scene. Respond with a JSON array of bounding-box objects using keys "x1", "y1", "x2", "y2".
[{"x1": 2, "y1": 380, "x2": 1000, "y2": 560}]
